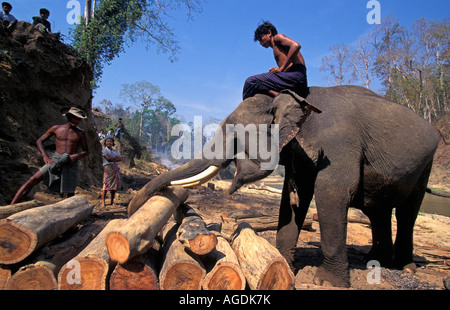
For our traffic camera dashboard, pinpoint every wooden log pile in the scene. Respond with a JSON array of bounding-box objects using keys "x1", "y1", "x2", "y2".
[{"x1": 1, "y1": 186, "x2": 306, "y2": 290}]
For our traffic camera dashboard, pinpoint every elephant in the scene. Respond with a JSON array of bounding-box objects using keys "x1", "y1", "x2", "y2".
[{"x1": 128, "y1": 85, "x2": 440, "y2": 287}]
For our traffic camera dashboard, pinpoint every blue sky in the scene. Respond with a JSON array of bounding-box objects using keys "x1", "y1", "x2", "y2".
[{"x1": 7, "y1": 0, "x2": 449, "y2": 122}]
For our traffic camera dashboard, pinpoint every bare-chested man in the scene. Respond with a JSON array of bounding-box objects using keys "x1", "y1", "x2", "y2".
[
  {"x1": 11, "y1": 107, "x2": 89, "y2": 204},
  {"x1": 243, "y1": 21, "x2": 308, "y2": 100}
]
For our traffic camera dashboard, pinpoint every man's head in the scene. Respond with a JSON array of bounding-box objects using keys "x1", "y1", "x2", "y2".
[
  {"x1": 254, "y1": 21, "x2": 278, "y2": 42},
  {"x1": 40, "y1": 8, "x2": 50, "y2": 19},
  {"x1": 64, "y1": 107, "x2": 86, "y2": 125},
  {"x1": 2, "y1": 2, "x2": 12, "y2": 13}
]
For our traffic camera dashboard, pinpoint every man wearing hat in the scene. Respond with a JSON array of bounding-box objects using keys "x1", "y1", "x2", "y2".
[
  {"x1": 0, "y1": 2, "x2": 17, "y2": 32},
  {"x1": 11, "y1": 107, "x2": 89, "y2": 204}
]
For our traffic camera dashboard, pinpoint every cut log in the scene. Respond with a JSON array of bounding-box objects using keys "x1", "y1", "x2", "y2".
[
  {"x1": 221, "y1": 208, "x2": 313, "y2": 236},
  {"x1": 0, "y1": 199, "x2": 42, "y2": 219},
  {"x1": 174, "y1": 204, "x2": 218, "y2": 255},
  {"x1": 109, "y1": 243, "x2": 160, "y2": 290},
  {"x1": 58, "y1": 219, "x2": 125, "y2": 290},
  {"x1": 159, "y1": 223, "x2": 206, "y2": 290},
  {"x1": 313, "y1": 208, "x2": 371, "y2": 225},
  {"x1": 202, "y1": 222, "x2": 246, "y2": 290},
  {"x1": 230, "y1": 222, "x2": 294, "y2": 290},
  {"x1": 5, "y1": 221, "x2": 104, "y2": 290},
  {"x1": 0, "y1": 266, "x2": 11, "y2": 290},
  {"x1": 106, "y1": 186, "x2": 188, "y2": 264},
  {"x1": 0, "y1": 196, "x2": 93, "y2": 265}
]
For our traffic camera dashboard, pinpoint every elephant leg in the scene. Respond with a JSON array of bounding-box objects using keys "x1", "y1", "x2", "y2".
[
  {"x1": 312, "y1": 169, "x2": 359, "y2": 288},
  {"x1": 363, "y1": 203, "x2": 394, "y2": 267},
  {"x1": 393, "y1": 164, "x2": 431, "y2": 270},
  {"x1": 276, "y1": 175, "x2": 313, "y2": 273}
]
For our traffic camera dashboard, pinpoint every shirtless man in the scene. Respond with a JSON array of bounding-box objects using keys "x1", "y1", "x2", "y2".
[
  {"x1": 243, "y1": 21, "x2": 308, "y2": 100},
  {"x1": 11, "y1": 107, "x2": 89, "y2": 204}
]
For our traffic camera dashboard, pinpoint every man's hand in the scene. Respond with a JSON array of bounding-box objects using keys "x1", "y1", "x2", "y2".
[
  {"x1": 43, "y1": 156, "x2": 55, "y2": 165},
  {"x1": 269, "y1": 67, "x2": 281, "y2": 73}
]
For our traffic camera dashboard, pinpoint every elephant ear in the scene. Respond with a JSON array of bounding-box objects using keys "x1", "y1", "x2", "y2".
[{"x1": 273, "y1": 89, "x2": 322, "y2": 152}]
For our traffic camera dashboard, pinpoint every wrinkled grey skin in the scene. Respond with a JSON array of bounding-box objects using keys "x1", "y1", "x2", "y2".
[{"x1": 128, "y1": 86, "x2": 439, "y2": 287}]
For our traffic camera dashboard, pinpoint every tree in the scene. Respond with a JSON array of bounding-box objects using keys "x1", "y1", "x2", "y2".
[
  {"x1": 71, "y1": 0, "x2": 201, "y2": 87},
  {"x1": 320, "y1": 43, "x2": 355, "y2": 86}
]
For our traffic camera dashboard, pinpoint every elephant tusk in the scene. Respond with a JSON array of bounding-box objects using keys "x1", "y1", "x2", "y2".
[{"x1": 170, "y1": 166, "x2": 221, "y2": 187}]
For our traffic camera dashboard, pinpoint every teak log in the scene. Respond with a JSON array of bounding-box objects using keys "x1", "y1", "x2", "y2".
[
  {"x1": 313, "y1": 208, "x2": 371, "y2": 225},
  {"x1": 0, "y1": 199, "x2": 42, "y2": 219},
  {"x1": 231, "y1": 222, "x2": 294, "y2": 290},
  {"x1": 174, "y1": 204, "x2": 218, "y2": 255},
  {"x1": 159, "y1": 223, "x2": 206, "y2": 290},
  {"x1": 0, "y1": 266, "x2": 11, "y2": 290},
  {"x1": 202, "y1": 222, "x2": 246, "y2": 290},
  {"x1": 109, "y1": 242, "x2": 160, "y2": 290},
  {"x1": 106, "y1": 186, "x2": 188, "y2": 264},
  {"x1": 0, "y1": 196, "x2": 93, "y2": 265},
  {"x1": 6, "y1": 221, "x2": 104, "y2": 290},
  {"x1": 58, "y1": 219, "x2": 125, "y2": 290}
]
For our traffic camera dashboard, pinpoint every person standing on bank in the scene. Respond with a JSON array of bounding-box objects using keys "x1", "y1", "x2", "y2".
[
  {"x1": 101, "y1": 135, "x2": 121, "y2": 208},
  {"x1": 11, "y1": 107, "x2": 89, "y2": 204},
  {"x1": 243, "y1": 21, "x2": 308, "y2": 100}
]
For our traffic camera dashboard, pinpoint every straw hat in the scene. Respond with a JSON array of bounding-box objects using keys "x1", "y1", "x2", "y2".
[{"x1": 63, "y1": 107, "x2": 87, "y2": 119}]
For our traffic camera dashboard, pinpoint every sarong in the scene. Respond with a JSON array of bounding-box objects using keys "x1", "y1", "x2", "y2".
[
  {"x1": 39, "y1": 152, "x2": 79, "y2": 193},
  {"x1": 103, "y1": 164, "x2": 121, "y2": 191},
  {"x1": 242, "y1": 64, "x2": 308, "y2": 100}
]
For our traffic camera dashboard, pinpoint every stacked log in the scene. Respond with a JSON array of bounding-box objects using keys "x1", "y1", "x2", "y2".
[
  {"x1": 174, "y1": 204, "x2": 217, "y2": 255},
  {"x1": 58, "y1": 219, "x2": 125, "y2": 290},
  {"x1": 159, "y1": 223, "x2": 206, "y2": 290},
  {"x1": 0, "y1": 200, "x2": 42, "y2": 220},
  {"x1": 106, "y1": 186, "x2": 188, "y2": 264},
  {"x1": 5, "y1": 221, "x2": 104, "y2": 290},
  {"x1": 109, "y1": 245, "x2": 160, "y2": 290},
  {"x1": 201, "y1": 222, "x2": 246, "y2": 290},
  {"x1": 0, "y1": 196, "x2": 93, "y2": 265},
  {"x1": 230, "y1": 222, "x2": 294, "y2": 290}
]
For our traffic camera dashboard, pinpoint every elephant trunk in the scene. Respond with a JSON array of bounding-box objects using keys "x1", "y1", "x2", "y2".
[{"x1": 127, "y1": 158, "x2": 230, "y2": 216}]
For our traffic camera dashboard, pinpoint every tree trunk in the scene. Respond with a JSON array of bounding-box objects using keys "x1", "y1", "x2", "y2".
[
  {"x1": 159, "y1": 223, "x2": 206, "y2": 290},
  {"x1": 230, "y1": 222, "x2": 294, "y2": 290},
  {"x1": 58, "y1": 219, "x2": 125, "y2": 290},
  {"x1": 0, "y1": 196, "x2": 93, "y2": 265},
  {"x1": 106, "y1": 186, "x2": 188, "y2": 264},
  {"x1": 0, "y1": 200, "x2": 42, "y2": 219},
  {"x1": 202, "y1": 222, "x2": 246, "y2": 290},
  {"x1": 174, "y1": 204, "x2": 217, "y2": 255},
  {"x1": 109, "y1": 243, "x2": 160, "y2": 290},
  {"x1": 5, "y1": 221, "x2": 104, "y2": 290}
]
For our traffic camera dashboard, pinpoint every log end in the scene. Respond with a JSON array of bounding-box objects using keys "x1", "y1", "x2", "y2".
[
  {"x1": 58, "y1": 257, "x2": 109, "y2": 290},
  {"x1": 203, "y1": 264, "x2": 246, "y2": 290},
  {"x1": 110, "y1": 260, "x2": 159, "y2": 290},
  {"x1": 106, "y1": 232, "x2": 130, "y2": 264},
  {"x1": 0, "y1": 220, "x2": 37, "y2": 265},
  {"x1": 6, "y1": 265, "x2": 57, "y2": 290},
  {"x1": 188, "y1": 233, "x2": 218, "y2": 255},
  {"x1": 258, "y1": 259, "x2": 295, "y2": 290},
  {"x1": 161, "y1": 262, "x2": 205, "y2": 290}
]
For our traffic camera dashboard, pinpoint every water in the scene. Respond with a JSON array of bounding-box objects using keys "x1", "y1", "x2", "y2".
[
  {"x1": 420, "y1": 193, "x2": 450, "y2": 217},
  {"x1": 263, "y1": 182, "x2": 450, "y2": 217}
]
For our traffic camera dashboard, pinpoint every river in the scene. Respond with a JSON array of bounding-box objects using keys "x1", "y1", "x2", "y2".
[{"x1": 262, "y1": 180, "x2": 449, "y2": 217}]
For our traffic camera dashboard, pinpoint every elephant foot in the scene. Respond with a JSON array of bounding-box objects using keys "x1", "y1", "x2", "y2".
[{"x1": 313, "y1": 266, "x2": 350, "y2": 288}]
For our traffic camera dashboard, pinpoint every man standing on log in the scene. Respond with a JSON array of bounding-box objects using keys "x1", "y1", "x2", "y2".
[{"x1": 11, "y1": 107, "x2": 89, "y2": 204}]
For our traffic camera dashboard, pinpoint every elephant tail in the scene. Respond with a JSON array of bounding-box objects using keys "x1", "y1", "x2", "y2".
[{"x1": 426, "y1": 187, "x2": 450, "y2": 198}]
